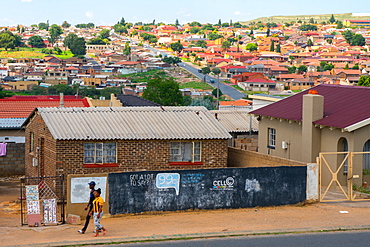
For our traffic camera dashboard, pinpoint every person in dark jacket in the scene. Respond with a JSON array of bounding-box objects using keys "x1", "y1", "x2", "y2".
[{"x1": 77, "y1": 181, "x2": 96, "y2": 234}]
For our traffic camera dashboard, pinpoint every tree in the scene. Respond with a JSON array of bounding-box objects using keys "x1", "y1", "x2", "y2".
[
  {"x1": 0, "y1": 31, "x2": 16, "y2": 50},
  {"x1": 190, "y1": 27, "x2": 200, "y2": 34},
  {"x1": 344, "y1": 63, "x2": 349, "y2": 70},
  {"x1": 0, "y1": 86, "x2": 14, "y2": 99},
  {"x1": 221, "y1": 22, "x2": 229, "y2": 27},
  {"x1": 269, "y1": 40, "x2": 275, "y2": 52},
  {"x1": 307, "y1": 39, "x2": 313, "y2": 46},
  {"x1": 175, "y1": 19, "x2": 179, "y2": 26},
  {"x1": 233, "y1": 22, "x2": 242, "y2": 28},
  {"x1": 123, "y1": 42, "x2": 131, "y2": 56},
  {"x1": 113, "y1": 24, "x2": 128, "y2": 34},
  {"x1": 38, "y1": 22, "x2": 48, "y2": 30},
  {"x1": 99, "y1": 29, "x2": 110, "y2": 40},
  {"x1": 208, "y1": 32, "x2": 223, "y2": 40},
  {"x1": 119, "y1": 17, "x2": 126, "y2": 26},
  {"x1": 297, "y1": 65, "x2": 307, "y2": 73},
  {"x1": 352, "y1": 64, "x2": 359, "y2": 70},
  {"x1": 142, "y1": 77, "x2": 183, "y2": 106},
  {"x1": 61, "y1": 21, "x2": 71, "y2": 28},
  {"x1": 48, "y1": 24, "x2": 63, "y2": 46},
  {"x1": 246, "y1": 43, "x2": 258, "y2": 52},
  {"x1": 351, "y1": 34, "x2": 365, "y2": 46},
  {"x1": 336, "y1": 21, "x2": 343, "y2": 29},
  {"x1": 329, "y1": 14, "x2": 336, "y2": 24},
  {"x1": 201, "y1": 67, "x2": 211, "y2": 82},
  {"x1": 218, "y1": 19, "x2": 221, "y2": 26},
  {"x1": 87, "y1": 37, "x2": 105, "y2": 45},
  {"x1": 221, "y1": 40, "x2": 231, "y2": 51},
  {"x1": 189, "y1": 21, "x2": 201, "y2": 27},
  {"x1": 358, "y1": 75, "x2": 370, "y2": 86},
  {"x1": 212, "y1": 67, "x2": 221, "y2": 109},
  {"x1": 70, "y1": 37, "x2": 86, "y2": 56},
  {"x1": 343, "y1": 30, "x2": 354, "y2": 44},
  {"x1": 309, "y1": 18, "x2": 315, "y2": 24},
  {"x1": 276, "y1": 43, "x2": 281, "y2": 53},
  {"x1": 28, "y1": 35, "x2": 45, "y2": 48},
  {"x1": 298, "y1": 24, "x2": 317, "y2": 31},
  {"x1": 287, "y1": 66, "x2": 297, "y2": 74},
  {"x1": 190, "y1": 96, "x2": 215, "y2": 110},
  {"x1": 170, "y1": 41, "x2": 183, "y2": 53},
  {"x1": 163, "y1": 56, "x2": 181, "y2": 66},
  {"x1": 195, "y1": 40, "x2": 207, "y2": 48},
  {"x1": 63, "y1": 33, "x2": 78, "y2": 49}
]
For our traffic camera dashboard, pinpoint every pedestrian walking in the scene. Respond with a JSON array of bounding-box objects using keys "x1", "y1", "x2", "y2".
[
  {"x1": 77, "y1": 181, "x2": 95, "y2": 234},
  {"x1": 90, "y1": 188, "x2": 107, "y2": 237}
]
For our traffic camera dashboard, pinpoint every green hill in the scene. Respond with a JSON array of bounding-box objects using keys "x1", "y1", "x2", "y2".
[{"x1": 241, "y1": 13, "x2": 370, "y2": 24}]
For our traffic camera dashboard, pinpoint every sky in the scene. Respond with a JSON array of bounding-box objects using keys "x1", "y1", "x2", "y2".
[{"x1": 1, "y1": 0, "x2": 370, "y2": 27}]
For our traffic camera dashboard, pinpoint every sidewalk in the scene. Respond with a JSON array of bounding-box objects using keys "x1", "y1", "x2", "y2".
[{"x1": 2, "y1": 199, "x2": 370, "y2": 247}]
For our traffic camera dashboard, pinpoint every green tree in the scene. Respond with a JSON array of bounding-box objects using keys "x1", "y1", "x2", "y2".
[
  {"x1": 352, "y1": 64, "x2": 359, "y2": 70},
  {"x1": 63, "y1": 33, "x2": 78, "y2": 49},
  {"x1": 276, "y1": 43, "x2": 281, "y2": 53},
  {"x1": 175, "y1": 19, "x2": 179, "y2": 26},
  {"x1": 114, "y1": 24, "x2": 128, "y2": 34},
  {"x1": 221, "y1": 22, "x2": 230, "y2": 27},
  {"x1": 70, "y1": 37, "x2": 86, "y2": 56},
  {"x1": 0, "y1": 86, "x2": 15, "y2": 99},
  {"x1": 119, "y1": 17, "x2": 126, "y2": 26},
  {"x1": 190, "y1": 97, "x2": 215, "y2": 110},
  {"x1": 61, "y1": 21, "x2": 71, "y2": 28},
  {"x1": 48, "y1": 24, "x2": 63, "y2": 45},
  {"x1": 309, "y1": 18, "x2": 315, "y2": 24},
  {"x1": 358, "y1": 75, "x2": 370, "y2": 86},
  {"x1": 212, "y1": 67, "x2": 221, "y2": 108},
  {"x1": 87, "y1": 37, "x2": 105, "y2": 45},
  {"x1": 307, "y1": 39, "x2": 313, "y2": 46},
  {"x1": 246, "y1": 43, "x2": 258, "y2": 52},
  {"x1": 221, "y1": 40, "x2": 231, "y2": 51},
  {"x1": 189, "y1": 21, "x2": 201, "y2": 27},
  {"x1": 99, "y1": 29, "x2": 111, "y2": 40},
  {"x1": 170, "y1": 41, "x2": 183, "y2": 53},
  {"x1": 190, "y1": 27, "x2": 200, "y2": 34},
  {"x1": 38, "y1": 22, "x2": 48, "y2": 30},
  {"x1": 269, "y1": 40, "x2": 275, "y2": 52},
  {"x1": 329, "y1": 14, "x2": 336, "y2": 24},
  {"x1": 336, "y1": 21, "x2": 343, "y2": 29},
  {"x1": 208, "y1": 32, "x2": 223, "y2": 40},
  {"x1": 218, "y1": 19, "x2": 221, "y2": 26},
  {"x1": 298, "y1": 24, "x2": 317, "y2": 31},
  {"x1": 233, "y1": 22, "x2": 242, "y2": 28},
  {"x1": 344, "y1": 63, "x2": 349, "y2": 70},
  {"x1": 201, "y1": 67, "x2": 211, "y2": 82},
  {"x1": 142, "y1": 77, "x2": 183, "y2": 106},
  {"x1": 28, "y1": 35, "x2": 45, "y2": 48},
  {"x1": 287, "y1": 66, "x2": 297, "y2": 74},
  {"x1": 0, "y1": 31, "x2": 16, "y2": 50},
  {"x1": 343, "y1": 30, "x2": 354, "y2": 44},
  {"x1": 351, "y1": 34, "x2": 365, "y2": 46},
  {"x1": 123, "y1": 42, "x2": 131, "y2": 56},
  {"x1": 297, "y1": 65, "x2": 307, "y2": 73},
  {"x1": 195, "y1": 40, "x2": 207, "y2": 48}
]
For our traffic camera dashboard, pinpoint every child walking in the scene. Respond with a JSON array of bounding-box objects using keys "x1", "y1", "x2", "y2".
[{"x1": 89, "y1": 188, "x2": 107, "y2": 237}]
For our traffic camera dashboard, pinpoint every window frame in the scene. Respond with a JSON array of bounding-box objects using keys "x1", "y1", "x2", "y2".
[
  {"x1": 83, "y1": 142, "x2": 118, "y2": 167},
  {"x1": 268, "y1": 128, "x2": 276, "y2": 149},
  {"x1": 169, "y1": 141, "x2": 202, "y2": 165}
]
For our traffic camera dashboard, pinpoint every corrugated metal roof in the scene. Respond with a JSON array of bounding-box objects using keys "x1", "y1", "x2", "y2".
[
  {"x1": 210, "y1": 110, "x2": 258, "y2": 132},
  {"x1": 35, "y1": 107, "x2": 232, "y2": 140},
  {"x1": 251, "y1": 84, "x2": 370, "y2": 130},
  {"x1": 0, "y1": 118, "x2": 27, "y2": 129}
]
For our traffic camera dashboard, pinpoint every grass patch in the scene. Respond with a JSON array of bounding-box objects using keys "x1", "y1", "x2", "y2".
[
  {"x1": 54, "y1": 50, "x2": 74, "y2": 59},
  {"x1": 118, "y1": 70, "x2": 171, "y2": 83},
  {"x1": 180, "y1": 81, "x2": 214, "y2": 90},
  {"x1": 0, "y1": 47, "x2": 74, "y2": 59},
  {"x1": 231, "y1": 85, "x2": 248, "y2": 93}
]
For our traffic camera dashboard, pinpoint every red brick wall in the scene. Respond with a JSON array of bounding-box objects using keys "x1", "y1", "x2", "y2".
[
  {"x1": 25, "y1": 114, "x2": 228, "y2": 177},
  {"x1": 25, "y1": 113, "x2": 57, "y2": 178}
]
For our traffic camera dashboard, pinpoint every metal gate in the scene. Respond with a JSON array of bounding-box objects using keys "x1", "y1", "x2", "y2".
[
  {"x1": 319, "y1": 152, "x2": 370, "y2": 202},
  {"x1": 20, "y1": 175, "x2": 65, "y2": 226}
]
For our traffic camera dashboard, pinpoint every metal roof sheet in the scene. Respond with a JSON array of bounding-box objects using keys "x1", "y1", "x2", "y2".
[
  {"x1": 210, "y1": 110, "x2": 259, "y2": 132},
  {"x1": 0, "y1": 118, "x2": 27, "y2": 129},
  {"x1": 251, "y1": 84, "x2": 370, "y2": 130},
  {"x1": 35, "y1": 107, "x2": 232, "y2": 140}
]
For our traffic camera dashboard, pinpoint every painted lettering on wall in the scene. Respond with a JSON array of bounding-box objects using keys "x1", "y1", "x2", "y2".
[
  {"x1": 245, "y1": 179, "x2": 261, "y2": 193},
  {"x1": 130, "y1": 174, "x2": 155, "y2": 187},
  {"x1": 181, "y1": 173, "x2": 205, "y2": 188},
  {"x1": 156, "y1": 173, "x2": 180, "y2": 195},
  {"x1": 211, "y1": 177, "x2": 235, "y2": 190}
]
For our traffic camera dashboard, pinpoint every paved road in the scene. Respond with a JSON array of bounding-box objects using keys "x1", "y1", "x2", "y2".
[
  {"x1": 146, "y1": 46, "x2": 246, "y2": 100},
  {"x1": 102, "y1": 230, "x2": 370, "y2": 247}
]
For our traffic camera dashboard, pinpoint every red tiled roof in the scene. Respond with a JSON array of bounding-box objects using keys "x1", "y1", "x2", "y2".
[
  {"x1": 0, "y1": 99, "x2": 90, "y2": 118},
  {"x1": 219, "y1": 99, "x2": 252, "y2": 106},
  {"x1": 243, "y1": 78, "x2": 275, "y2": 83},
  {"x1": 251, "y1": 84, "x2": 370, "y2": 129}
]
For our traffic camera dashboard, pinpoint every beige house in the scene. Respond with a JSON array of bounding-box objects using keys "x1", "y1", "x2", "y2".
[{"x1": 251, "y1": 84, "x2": 370, "y2": 185}]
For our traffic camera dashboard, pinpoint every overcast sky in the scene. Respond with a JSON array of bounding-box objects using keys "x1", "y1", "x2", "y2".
[{"x1": 1, "y1": 0, "x2": 370, "y2": 26}]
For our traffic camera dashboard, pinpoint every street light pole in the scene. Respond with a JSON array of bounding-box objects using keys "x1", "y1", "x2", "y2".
[{"x1": 216, "y1": 74, "x2": 220, "y2": 110}]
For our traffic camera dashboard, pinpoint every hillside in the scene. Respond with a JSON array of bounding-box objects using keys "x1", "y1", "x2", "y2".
[{"x1": 242, "y1": 13, "x2": 370, "y2": 24}]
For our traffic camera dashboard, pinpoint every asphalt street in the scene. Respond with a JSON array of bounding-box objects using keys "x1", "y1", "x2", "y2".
[{"x1": 101, "y1": 230, "x2": 370, "y2": 247}]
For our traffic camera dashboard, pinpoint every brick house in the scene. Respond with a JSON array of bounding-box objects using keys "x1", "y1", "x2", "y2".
[{"x1": 23, "y1": 107, "x2": 231, "y2": 179}]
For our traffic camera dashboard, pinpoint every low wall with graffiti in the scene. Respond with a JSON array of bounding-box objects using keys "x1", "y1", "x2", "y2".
[{"x1": 108, "y1": 167, "x2": 307, "y2": 215}]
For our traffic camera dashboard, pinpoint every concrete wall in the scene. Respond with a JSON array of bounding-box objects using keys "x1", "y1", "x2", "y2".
[
  {"x1": 0, "y1": 142, "x2": 25, "y2": 176},
  {"x1": 67, "y1": 173, "x2": 109, "y2": 220},
  {"x1": 228, "y1": 147, "x2": 306, "y2": 168}
]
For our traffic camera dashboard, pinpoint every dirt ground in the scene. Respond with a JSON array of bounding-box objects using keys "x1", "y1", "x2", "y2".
[{"x1": 2, "y1": 179, "x2": 370, "y2": 246}]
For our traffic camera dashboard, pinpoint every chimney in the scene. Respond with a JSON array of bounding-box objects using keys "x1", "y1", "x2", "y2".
[
  {"x1": 301, "y1": 91, "x2": 324, "y2": 163},
  {"x1": 60, "y1": 93, "x2": 64, "y2": 108}
]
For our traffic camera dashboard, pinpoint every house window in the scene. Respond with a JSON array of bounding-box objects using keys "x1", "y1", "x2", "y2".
[
  {"x1": 84, "y1": 143, "x2": 116, "y2": 164},
  {"x1": 268, "y1": 128, "x2": 276, "y2": 148},
  {"x1": 170, "y1": 141, "x2": 201, "y2": 163}
]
